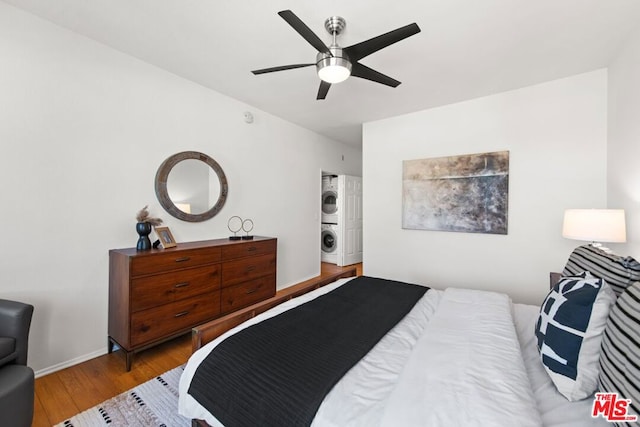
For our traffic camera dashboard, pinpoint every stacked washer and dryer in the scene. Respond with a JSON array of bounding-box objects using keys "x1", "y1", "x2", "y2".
[
  {"x1": 321, "y1": 173, "x2": 363, "y2": 266},
  {"x1": 321, "y1": 175, "x2": 340, "y2": 264}
]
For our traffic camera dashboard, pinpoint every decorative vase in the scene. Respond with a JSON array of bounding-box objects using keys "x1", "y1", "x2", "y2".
[{"x1": 136, "y1": 222, "x2": 152, "y2": 251}]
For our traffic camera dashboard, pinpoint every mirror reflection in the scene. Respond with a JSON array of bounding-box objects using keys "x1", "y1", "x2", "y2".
[{"x1": 167, "y1": 159, "x2": 222, "y2": 215}]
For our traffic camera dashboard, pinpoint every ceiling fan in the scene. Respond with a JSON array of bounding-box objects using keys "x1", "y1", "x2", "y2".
[{"x1": 251, "y1": 10, "x2": 421, "y2": 100}]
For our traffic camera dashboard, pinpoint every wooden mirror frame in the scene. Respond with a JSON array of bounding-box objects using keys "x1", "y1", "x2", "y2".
[{"x1": 155, "y1": 151, "x2": 228, "y2": 222}]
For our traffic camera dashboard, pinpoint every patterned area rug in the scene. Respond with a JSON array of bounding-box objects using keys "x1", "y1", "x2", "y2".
[{"x1": 55, "y1": 365, "x2": 190, "y2": 427}]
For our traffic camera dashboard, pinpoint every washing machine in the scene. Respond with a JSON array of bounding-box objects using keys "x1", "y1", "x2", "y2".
[
  {"x1": 321, "y1": 223, "x2": 339, "y2": 264},
  {"x1": 322, "y1": 175, "x2": 339, "y2": 224}
]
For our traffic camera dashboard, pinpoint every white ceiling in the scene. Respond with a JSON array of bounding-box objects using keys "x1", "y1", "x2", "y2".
[{"x1": 6, "y1": 0, "x2": 640, "y2": 147}]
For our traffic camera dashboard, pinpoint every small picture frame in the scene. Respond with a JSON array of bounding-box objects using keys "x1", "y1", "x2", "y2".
[{"x1": 155, "y1": 226, "x2": 177, "y2": 248}]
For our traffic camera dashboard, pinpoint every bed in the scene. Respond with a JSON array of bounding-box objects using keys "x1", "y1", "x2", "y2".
[{"x1": 178, "y1": 245, "x2": 640, "y2": 427}]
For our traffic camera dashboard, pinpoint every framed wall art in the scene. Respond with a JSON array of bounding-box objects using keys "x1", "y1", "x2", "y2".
[{"x1": 402, "y1": 151, "x2": 509, "y2": 234}]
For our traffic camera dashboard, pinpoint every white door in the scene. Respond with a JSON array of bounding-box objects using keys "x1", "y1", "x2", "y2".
[{"x1": 338, "y1": 175, "x2": 363, "y2": 266}]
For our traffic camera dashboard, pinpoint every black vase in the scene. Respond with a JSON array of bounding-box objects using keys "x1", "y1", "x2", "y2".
[{"x1": 136, "y1": 222, "x2": 152, "y2": 251}]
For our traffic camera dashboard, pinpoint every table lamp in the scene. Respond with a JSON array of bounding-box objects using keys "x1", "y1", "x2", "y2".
[{"x1": 562, "y1": 209, "x2": 626, "y2": 252}]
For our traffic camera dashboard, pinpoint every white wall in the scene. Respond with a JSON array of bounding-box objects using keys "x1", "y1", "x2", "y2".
[
  {"x1": 608, "y1": 25, "x2": 640, "y2": 259},
  {"x1": 363, "y1": 70, "x2": 607, "y2": 305},
  {"x1": 0, "y1": 3, "x2": 361, "y2": 374}
]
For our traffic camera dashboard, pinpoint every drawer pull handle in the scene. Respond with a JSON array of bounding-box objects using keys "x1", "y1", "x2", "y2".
[
  {"x1": 175, "y1": 257, "x2": 191, "y2": 263},
  {"x1": 174, "y1": 282, "x2": 190, "y2": 288},
  {"x1": 174, "y1": 311, "x2": 189, "y2": 318},
  {"x1": 247, "y1": 247, "x2": 257, "y2": 252},
  {"x1": 245, "y1": 266, "x2": 255, "y2": 272},
  {"x1": 246, "y1": 288, "x2": 258, "y2": 295}
]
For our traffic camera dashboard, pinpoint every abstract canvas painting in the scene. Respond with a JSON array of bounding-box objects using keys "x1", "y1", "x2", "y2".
[{"x1": 402, "y1": 151, "x2": 509, "y2": 234}]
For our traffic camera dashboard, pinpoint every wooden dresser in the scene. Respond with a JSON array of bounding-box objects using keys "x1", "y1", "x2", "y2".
[{"x1": 108, "y1": 236, "x2": 276, "y2": 370}]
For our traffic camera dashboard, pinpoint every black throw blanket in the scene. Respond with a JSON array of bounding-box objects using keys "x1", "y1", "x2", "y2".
[{"x1": 188, "y1": 276, "x2": 428, "y2": 427}]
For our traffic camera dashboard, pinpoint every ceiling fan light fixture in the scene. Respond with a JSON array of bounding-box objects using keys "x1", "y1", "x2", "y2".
[
  {"x1": 316, "y1": 47, "x2": 352, "y2": 84},
  {"x1": 318, "y1": 62, "x2": 351, "y2": 83}
]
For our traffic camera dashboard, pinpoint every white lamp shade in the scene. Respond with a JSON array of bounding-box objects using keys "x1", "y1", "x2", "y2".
[{"x1": 562, "y1": 209, "x2": 626, "y2": 243}]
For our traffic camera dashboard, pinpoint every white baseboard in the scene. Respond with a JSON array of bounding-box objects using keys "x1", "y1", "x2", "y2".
[{"x1": 34, "y1": 347, "x2": 108, "y2": 378}]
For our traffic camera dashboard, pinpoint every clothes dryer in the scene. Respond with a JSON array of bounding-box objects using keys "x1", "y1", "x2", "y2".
[{"x1": 321, "y1": 175, "x2": 339, "y2": 224}]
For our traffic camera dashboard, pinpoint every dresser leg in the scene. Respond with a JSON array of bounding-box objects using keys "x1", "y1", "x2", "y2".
[
  {"x1": 107, "y1": 337, "x2": 114, "y2": 354},
  {"x1": 125, "y1": 351, "x2": 133, "y2": 372}
]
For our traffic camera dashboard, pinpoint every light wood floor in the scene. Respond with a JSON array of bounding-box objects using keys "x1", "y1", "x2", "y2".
[{"x1": 34, "y1": 262, "x2": 362, "y2": 426}]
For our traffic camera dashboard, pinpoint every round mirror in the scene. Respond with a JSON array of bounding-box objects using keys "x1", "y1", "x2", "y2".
[{"x1": 155, "y1": 151, "x2": 228, "y2": 222}]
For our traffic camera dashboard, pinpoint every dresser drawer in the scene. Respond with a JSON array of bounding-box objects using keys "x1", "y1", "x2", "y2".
[
  {"x1": 130, "y1": 265, "x2": 221, "y2": 312},
  {"x1": 221, "y1": 239, "x2": 276, "y2": 261},
  {"x1": 221, "y1": 253, "x2": 276, "y2": 288},
  {"x1": 130, "y1": 246, "x2": 221, "y2": 277},
  {"x1": 130, "y1": 292, "x2": 220, "y2": 347},
  {"x1": 221, "y1": 276, "x2": 276, "y2": 315}
]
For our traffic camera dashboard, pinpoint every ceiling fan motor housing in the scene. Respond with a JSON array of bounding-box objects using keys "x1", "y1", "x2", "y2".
[{"x1": 316, "y1": 47, "x2": 352, "y2": 75}]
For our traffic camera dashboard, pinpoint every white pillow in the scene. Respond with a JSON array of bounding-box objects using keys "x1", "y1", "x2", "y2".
[{"x1": 535, "y1": 271, "x2": 616, "y2": 401}]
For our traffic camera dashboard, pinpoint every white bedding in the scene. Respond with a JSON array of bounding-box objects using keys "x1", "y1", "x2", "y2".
[
  {"x1": 179, "y1": 278, "x2": 607, "y2": 426},
  {"x1": 378, "y1": 288, "x2": 540, "y2": 427}
]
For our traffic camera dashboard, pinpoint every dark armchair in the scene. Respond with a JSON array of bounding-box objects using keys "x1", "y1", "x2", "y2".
[{"x1": 0, "y1": 299, "x2": 34, "y2": 427}]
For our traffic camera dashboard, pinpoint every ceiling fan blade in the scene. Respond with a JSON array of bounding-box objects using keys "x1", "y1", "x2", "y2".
[
  {"x1": 278, "y1": 10, "x2": 332, "y2": 56},
  {"x1": 345, "y1": 23, "x2": 420, "y2": 61},
  {"x1": 351, "y1": 62, "x2": 401, "y2": 87},
  {"x1": 317, "y1": 80, "x2": 331, "y2": 100},
  {"x1": 252, "y1": 63, "x2": 315, "y2": 75}
]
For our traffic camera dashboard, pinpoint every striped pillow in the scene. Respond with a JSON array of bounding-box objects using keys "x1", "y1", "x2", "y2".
[
  {"x1": 598, "y1": 282, "x2": 640, "y2": 425},
  {"x1": 563, "y1": 245, "x2": 640, "y2": 297}
]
